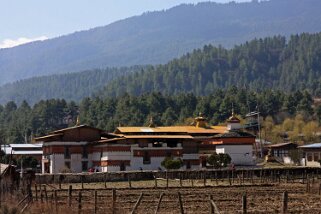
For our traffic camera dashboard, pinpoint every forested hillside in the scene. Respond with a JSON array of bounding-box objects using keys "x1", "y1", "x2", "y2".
[
  {"x1": 0, "y1": 89, "x2": 319, "y2": 145},
  {"x1": 101, "y1": 33, "x2": 321, "y2": 97},
  {"x1": 0, "y1": 66, "x2": 142, "y2": 105},
  {"x1": 1, "y1": 0, "x2": 321, "y2": 85}
]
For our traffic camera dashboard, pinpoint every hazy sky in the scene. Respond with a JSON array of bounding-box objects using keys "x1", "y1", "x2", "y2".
[{"x1": 0, "y1": 0, "x2": 250, "y2": 48}]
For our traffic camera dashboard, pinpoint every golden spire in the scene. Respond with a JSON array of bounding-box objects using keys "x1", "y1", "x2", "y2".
[
  {"x1": 148, "y1": 116, "x2": 156, "y2": 128},
  {"x1": 76, "y1": 115, "x2": 80, "y2": 126},
  {"x1": 232, "y1": 103, "x2": 235, "y2": 116},
  {"x1": 194, "y1": 113, "x2": 207, "y2": 128}
]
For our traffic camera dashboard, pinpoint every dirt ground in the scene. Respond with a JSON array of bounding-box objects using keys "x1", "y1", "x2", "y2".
[{"x1": 8, "y1": 179, "x2": 321, "y2": 214}]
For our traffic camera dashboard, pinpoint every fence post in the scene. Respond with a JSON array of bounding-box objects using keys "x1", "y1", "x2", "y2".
[
  {"x1": 178, "y1": 192, "x2": 184, "y2": 214},
  {"x1": 81, "y1": 175, "x2": 84, "y2": 189},
  {"x1": 242, "y1": 170, "x2": 244, "y2": 184},
  {"x1": 104, "y1": 173, "x2": 107, "y2": 189},
  {"x1": 0, "y1": 182, "x2": 1, "y2": 208},
  {"x1": 40, "y1": 185, "x2": 43, "y2": 203},
  {"x1": 35, "y1": 184, "x2": 38, "y2": 201},
  {"x1": 68, "y1": 185, "x2": 72, "y2": 207},
  {"x1": 54, "y1": 190, "x2": 58, "y2": 213},
  {"x1": 94, "y1": 190, "x2": 98, "y2": 214},
  {"x1": 209, "y1": 195, "x2": 213, "y2": 214},
  {"x1": 59, "y1": 175, "x2": 62, "y2": 190},
  {"x1": 155, "y1": 192, "x2": 164, "y2": 214},
  {"x1": 166, "y1": 174, "x2": 169, "y2": 188},
  {"x1": 242, "y1": 193, "x2": 247, "y2": 214},
  {"x1": 215, "y1": 171, "x2": 218, "y2": 186},
  {"x1": 128, "y1": 175, "x2": 132, "y2": 189},
  {"x1": 131, "y1": 192, "x2": 143, "y2": 214},
  {"x1": 203, "y1": 172, "x2": 206, "y2": 187},
  {"x1": 260, "y1": 169, "x2": 263, "y2": 183},
  {"x1": 44, "y1": 185, "x2": 48, "y2": 202},
  {"x1": 319, "y1": 183, "x2": 321, "y2": 195},
  {"x1": 282, "y1": 191, "x2": 288, "y2": 214},
  {"x1": 112, "y1": 189, "x2": 116, "y2": 214},
  {"x1": 78, "y1": 191, "x2": 82, "y2": 214},
  {"x1": 154, "y1": 175, "x2": 157, "y2": 188}
]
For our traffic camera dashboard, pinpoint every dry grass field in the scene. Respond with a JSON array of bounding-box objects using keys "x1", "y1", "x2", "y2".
[{"x1": 3, "y1": 178, "x2": 321, "y2": 214}]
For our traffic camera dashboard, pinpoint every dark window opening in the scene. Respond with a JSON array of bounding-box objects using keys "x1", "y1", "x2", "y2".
[
  {"x1": 143, "y1": 151, "x2": 151, "y2": 164},
  {"x1": 166, "y1": 151, "x2": 172, "y2": 157},
  {"x1": 313, "y1": 153, "x2": 319, "y2": 162},
  {"x1": 167, "y1": 142, "x2": 178, "y2": 148},
  {"x1": 82, "y1": 161, "x2": 88, "y2": 171},
  {"x1": 120, "y1": 162, "x2": 126, "y2": 171},
  {"x1": 307, "y1": 153, "x2": 313, "y2": 162},
  {"x1": 82, "y1": 146, "x2": 88, "y2": 158},
  {"x1": 64, "y1": 146, "x2": 70, "y2": 159},
  {"x1": 201, "y1": 159, "x2": 207, "y2": 168},
  {"x1": 65, "y1": 161, "x2": 70, "y2": 169},
  {"x1": 186, "y1": 161, "x2": 191, "y2": 169},
  {"x1": 139, "y1": 142, "x2": 148, "y2": 148}
]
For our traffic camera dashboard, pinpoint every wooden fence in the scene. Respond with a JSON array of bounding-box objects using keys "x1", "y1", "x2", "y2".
[{"x1": 2, "y1": 167, "x2": 321, "y2": 213}]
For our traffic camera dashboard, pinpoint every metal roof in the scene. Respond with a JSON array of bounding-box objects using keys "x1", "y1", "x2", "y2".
[
  {"x1": 9, "y1": 144, "x2": 42, "y2": 148},
  {"x1": 268, "y1": 142, "x2": 297, "y2": 148},
  {"x1": 11, "y1": 151, "x2": 43, "y2": 155},
  {"x1": 299, "y1": 143, "x2": 321, "y2": 149},
  {"x1": 1, "y1": 144, "x2": 43, "y2": 155}
]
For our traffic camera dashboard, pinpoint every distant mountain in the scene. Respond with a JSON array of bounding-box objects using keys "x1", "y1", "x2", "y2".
[
  {"x1": 100, "y1": 33, "x2": 321, "y2": 97},
  {"x1": 1, "y1": 0, "x2": 321, "y2": 85},
  {"x1": 0, "y1": 66, "x2": 142, "y2": 105}
]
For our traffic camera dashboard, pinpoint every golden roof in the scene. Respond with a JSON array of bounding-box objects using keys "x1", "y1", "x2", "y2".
[
  {"x1": 115, "y1": 125, "x2": 227, "y2": 134},
  {"x1": 123, "y1": 135, "x2": 194, "y2": 139}
]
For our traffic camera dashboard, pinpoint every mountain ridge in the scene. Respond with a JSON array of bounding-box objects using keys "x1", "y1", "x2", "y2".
[{"x1": 1, "y1": 0, "x2": 321, "y2": 85}]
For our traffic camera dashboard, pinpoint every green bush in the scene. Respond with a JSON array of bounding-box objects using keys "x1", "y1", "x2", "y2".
[
  {"x1": 161, "y1": 157, "x2": 183, "y2": 170},
  {"x1": 207, "y1": 153, "x2": 231, "y2": 168}
]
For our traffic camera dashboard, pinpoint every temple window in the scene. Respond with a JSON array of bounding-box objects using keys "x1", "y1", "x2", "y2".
[
  {"x1": 143, "y1": 151, "x2": 151, "y2": 164},
  {"x1": 64, "y1": 146, "x2": 70, "y2": 159}
]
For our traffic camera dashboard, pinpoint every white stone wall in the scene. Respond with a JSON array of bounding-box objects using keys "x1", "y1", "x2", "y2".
[
  {"x1": 50, "y1": 154, "x2": 64, "y2": 173},
  {"x1": 130, "y1": 156, "x2": 165, "y2": 171},
  {"x1": 283, "y1": 157, "x2": 293, "y2": 164},
  {"x1": 227, "y1": 123, "x2": 242, "y2": 130},
  {"x1": 101, "y1": 151, "x2": 131, "y2": 161},
  {"x1": 106, "y1": 166, "x2": 121, "y2": 172},
  {"x1": 129, "y1": 143, "x2": 184, "y2": 171},
  {"x1": 92, "y1": 152, "x2": 101, "y2": 161},
  {"x1": 70, "y1": 154, "x2": 84, "y2": 172},
  {"x1": 305, "y1": 161, "x2": 320, "y2": 167},
  {"x1": 304, "y1": 152, "x2": 321, "y2": 167},
  {"x1": 216, "y1": 144, "x2": 254, "y2": 166}
]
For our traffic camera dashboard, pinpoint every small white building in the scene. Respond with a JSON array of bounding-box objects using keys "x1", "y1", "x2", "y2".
[
  {"x1": 299, "y1": 143, "x2": 321, "y2": 167},
  {"x1": 200, "y1": 131, "x2": 256, "y2": 166}
]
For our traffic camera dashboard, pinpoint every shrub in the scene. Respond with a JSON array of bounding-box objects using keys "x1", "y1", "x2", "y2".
[
  {"x1": 207, "y1": 153, "x2": 231, "y2": 168},
  {"x1": 161, "y1": 157, "x2": 183, "y2": 170}
]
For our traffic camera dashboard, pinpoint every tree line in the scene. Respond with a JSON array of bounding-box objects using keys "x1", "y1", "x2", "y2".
[
  {"x1": 0, "y1": 66, "x2": 143, "y2": 105},
  {"x1": 100, "y1": 33, "x2": 321, "y2": 98},
  {"x1": 1, "y1": 88, "x2": 320, "y2": 145}
]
